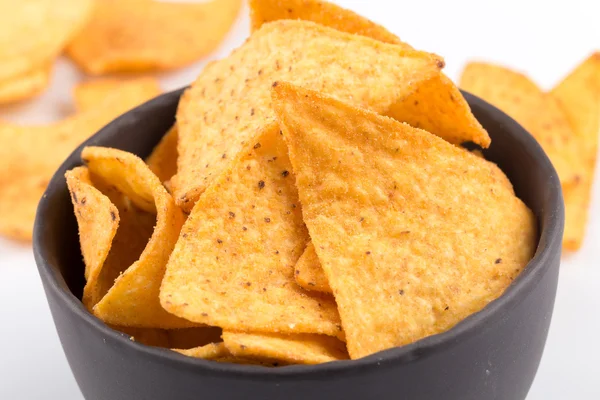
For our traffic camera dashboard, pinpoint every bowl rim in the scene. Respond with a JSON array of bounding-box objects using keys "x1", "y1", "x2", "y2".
[{"x1": 33, "y1": 88, "x2": 564, "y2": 379}]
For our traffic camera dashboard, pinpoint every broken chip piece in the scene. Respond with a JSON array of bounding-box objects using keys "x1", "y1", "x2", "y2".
[{"x1": 273, "y1": 82, "x2": 536, "y2": 359}]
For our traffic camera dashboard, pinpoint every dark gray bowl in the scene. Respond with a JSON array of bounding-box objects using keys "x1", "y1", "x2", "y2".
[{"x1": 33, "y1": 89, "x2": 563, "y2": 400}]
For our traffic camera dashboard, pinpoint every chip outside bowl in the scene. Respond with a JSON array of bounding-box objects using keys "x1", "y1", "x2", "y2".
[{"x1": 33, "y1": 89, "x2": 563, "y2": 400}]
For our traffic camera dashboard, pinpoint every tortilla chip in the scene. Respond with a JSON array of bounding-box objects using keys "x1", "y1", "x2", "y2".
[
  {"x1": 74, "y1": 77, "x2": 162, "y2": 112},
  {"x1": 66, "y1": 167, "x2": 118, "y2": 295},
  {"x1": 0, "y1": 0, "x2": 93, "y2": 82},
  {"x1": 551, "y1": 53, "x2": 600, "y2": 251},
  {"x1": 295, "y1": 241, "x2": 331, "y2": 293},
  {"x1": 460, "y1": 62, "x2": 583, "y2": 185},
  {"x1": 0, "y1": 65, "x2": 52, "y2": 105},
  {"x1": 248, "y1": 0, "x2": 490, "y2": 149},
  {"x1": 113, "y1": 326, "x2": 171, "y2": 348},
  {"x1": 161, "y1": 125, "x2": 342, "y2": 337},
  {"x1": 173, "y1": 19, "x2": 443, "y2": 211},
  {"x1": 249, "y1": 0, "x2": 401, "y2": 44},
  {"x1": 66, "y1": 0, "x2": 242, "y2": 74},
  {"x1": 81, "y1": 147, "x2": 191, "y2": 328},
  {"x1": 387, "y1": 74, "x2": 490, "y2": 147},
  {"x1": 0, "y1": 80, "x2": 162, "y2": 242},
  {"x1": 167, "y1": 327, "x2": 223, "y2": 350},
  {"x1": 146, "y1": 125, "x2": 178, "y2": 185},
  {"x1": 273, "y1": 82, "x2": 536, "y2": 359},
  {"x1": 223, "y1": 331, "x2": 349, "y2": 364},
  {"x1": 173, "y1": 342, "x2": 229, "y2": 359}
]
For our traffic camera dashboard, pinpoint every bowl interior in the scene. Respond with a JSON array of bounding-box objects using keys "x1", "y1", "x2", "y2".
[{"x1": 33, "y1": 88, "x2": 562, "y2": 367}]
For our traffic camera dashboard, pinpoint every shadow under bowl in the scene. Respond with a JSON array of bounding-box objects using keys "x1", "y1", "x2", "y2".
[{"x1": 33, "y1": 89, "x2": 563, "y2": 400}]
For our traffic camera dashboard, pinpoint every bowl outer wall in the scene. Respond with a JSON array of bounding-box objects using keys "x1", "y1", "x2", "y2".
[{"x1": 33, "y1": 89, "x2": 563, "y2": 400}]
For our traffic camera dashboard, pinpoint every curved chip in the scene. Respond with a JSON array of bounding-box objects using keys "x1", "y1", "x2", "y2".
[
  {"x1": 460, "y1": 62, "x2": 584, "y2": 186},
  {"x1": 0, "y1": 65, "x2": 52, "y2": 105},
  {"x1": 0, "y1": 0, "x2": 93, "y2": 82},
  {"x1": 112, "y1": 326, "x2": 171, "y2": 348},
  {"x1": 65, "y1": 167, "x2": 119, "y2": 297},
  {"x1": 161, "y1": 125, "x2": 342, "y2": 338},
  {"x1": 273, "y1": 82, "x2": 536, "y2": 359},
  {"x1": 248, "y1": 0, "x2": 490, "y2": 148},
  {"x1": 167, "y1": 327, "x2": 223, "y2": 350},
  {"x1": 0, "y1": 78, "x2": 162, "y2": 242},
  {"x1": 173, "y1": 20, "x2": 443, "y2": 211},
  {"x1": 550, "y1": 53, "x2": 600, "y2": 251},
  {"x1": 66, "y1": 0, "x2": 242, "y2": 74},
  {"x1": 146, "y1": 125, "x2": 178, "y2": 185},
  {"x1": 81, "y1": 146, "x2": 190, "y2": 329},
  {"x1": 223, "y1": 331, "x2": 349, "y2": 365}
]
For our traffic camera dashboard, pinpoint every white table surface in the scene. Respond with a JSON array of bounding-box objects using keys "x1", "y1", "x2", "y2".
[{"x1": 1, "y1": 1, "x2": 598, "y2": 398}]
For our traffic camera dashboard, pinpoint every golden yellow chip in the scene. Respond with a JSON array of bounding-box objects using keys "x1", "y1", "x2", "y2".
[
  {"x1": 295, "y1": 241, "x2": 331, "y2": 293},
  {"x1": 173, "y1": 19, "x2": 443, "y2": 211},
  {"x1": 273, "y1": 82, "x2": 536, "y2": 359},
  {"x1": 551, "y1": 53, "x2": 600, "y2": 251},
  {"x1": 66, "y1": 165, "x2": 159, "y2": 309},
  {"x1": 161, "y1": 126, "x2": 342, "y2": 337},
  {"x1": 174, "y1": 342, "x2": 229, "y2": 359},
  {"x1": 81, "y1": 147, "x2": 191, "y2": 329},
  {"x1": 167, "y1": 327, "x2": 223, "y2": 350},
  {"x1": 460, "y1": 62, "x2": 584, "y2": 186},
  {"x1": 387, "y1": 73, "x2": 490, "y2": 147},
  {"x1": 0, "y1": 79, "x2": 162, "y2": 242},
  {"x1": 74, "y1": 77, "x2": 162, "y2": 112},
  {"x1": 223, "y1": 331, "x2": 349, "y2": 365},
  {"x1": 0, "y1": 65, "x2": 52, "y2": 105},
  {"x1": 248, "y1": 0, "x2": 490, "y2": 149},
  {"x1": 0, "y1": 0, "x2": 93, "y2": 82},
  {"x1": 66, "y1": 167, "x2": 119, "y2": 301},
  {"x1": 146, "y1": 125, "x2": 178, "y2": 185},
  {"x1": 66, "y1": 0, "x2": 242, "y2": 74},
  {"x1": 249, "y1": 0, "x2": 401, "y2": 44}
]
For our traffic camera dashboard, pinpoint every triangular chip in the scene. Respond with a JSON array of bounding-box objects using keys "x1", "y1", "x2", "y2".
[
  {"x1": 249, "y1": 0, "x2": 401, "y2": 44},
  {"x1": 81, "y1": 147, "x2": 191, "y2": 328},
  {"x1": 161, "y1": 125, "x2": 342, "y2": 337},
  {"x1": 295, "y1": 241, "x2": 331, "y2": 293},
  {"x1": 248, "y1": 0, "x2": 490, "y2": 148},
  {"x1": 0, "y1": 64, "x2": 52, "y2": 105},
  {"x1": 0, "y1": 0, "x2": 93, "y2": 82},
  {"x1": 273, "y1": 82, "x2": 536, "y2": 359},
  {"x1": 173, "y1": 19, "x2": 443, "y2": 211},
  {"x1": 222, "y1": 331, "x2": 349, "y2": 365},
  {"x1": 387, "y1": 73, "x2": 490, "y2": 147},
  {"x1": 460, "y1": 62, "x2": 584, "y2": 185},
  {"x1": 146, "y1": 125, "x2": 179, "y2": 185},
  {"x1": 550, "y1": 53, "x2": 600, "y2": 251},
  {"x1": 66, "y1": 0, "x2": 242, "y2": 74},
  {"x1": 0, "y1": 78, "x2": 162, "y2": 241}
]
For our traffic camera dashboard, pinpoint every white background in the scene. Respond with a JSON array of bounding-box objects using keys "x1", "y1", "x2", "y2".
[{"x1": 1, "y1": 1, "x2": 598, "y2": 398}]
